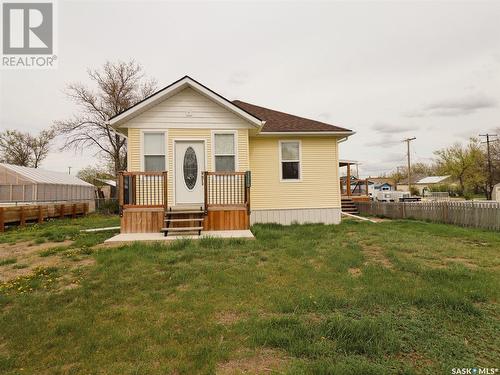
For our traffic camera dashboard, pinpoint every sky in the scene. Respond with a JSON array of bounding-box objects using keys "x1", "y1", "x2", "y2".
[{"x1": 1, "y1": 0, "x2": 499, "y2": 177}]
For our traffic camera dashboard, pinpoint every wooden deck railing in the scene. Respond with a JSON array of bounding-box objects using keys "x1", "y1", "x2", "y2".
[
  {"x1": 340, "y1": 178, "x2": 369, "y2": 197},
  {"x1": 118, "y1": 171, "x2": 168, "y2": 212},
  {"x1": 203, "y1": 171, "x2": 251, "y2": 213}
]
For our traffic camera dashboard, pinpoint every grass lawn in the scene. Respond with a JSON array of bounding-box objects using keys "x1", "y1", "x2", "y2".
[{"x1": 0, "y1": 215, "x2": 499, "y2": 374}]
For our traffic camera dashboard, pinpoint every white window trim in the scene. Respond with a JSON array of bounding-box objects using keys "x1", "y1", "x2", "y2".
[
  {"x1": 279, "y1": 140, "x2": 302, "y2": 182},
  {"x1": 211, "y1": 130, "x2": 238, "y2": 172},
  {"x1": 140, "y1": 130, "x2": 168, "y2": 171}
]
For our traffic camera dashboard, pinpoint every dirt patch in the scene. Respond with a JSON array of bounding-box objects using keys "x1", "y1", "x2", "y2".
[
  {"x1": 360, "y1": 242, "x2": 393, "y2": 269},
  {"x1": 0, "y1": 240, "x2": 73, "y2": 258},
  {"x1": 216, "y1": 349, "x2": 288, "y2": 375},
  {"x1": 348, "y1": 267, "x2": 362, "y2": 277},
  {"x1": 0, "y1": 240, "x2": 94, "y2": 283},
  {"x1": 215, "y1": 311, "x2": 244, "y2": 325},
  {"x1": 308, "y1": 257, "x2": 324, "y2": 270}
]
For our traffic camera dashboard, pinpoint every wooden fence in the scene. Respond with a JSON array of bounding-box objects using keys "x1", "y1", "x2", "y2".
[
  {"x1": 0, "y1": 202, "x2": 89, "y2": 232},
  {"x1": 355, "y1": 201, "x2": 500, "y2": 231}
]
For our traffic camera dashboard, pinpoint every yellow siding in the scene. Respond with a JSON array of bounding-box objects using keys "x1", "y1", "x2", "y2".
[
  {"x1": 249, "y1": 137, "x2": 341, "y2": 209},
  {"x1": 128, "y1": 128, "x2": 140, "y2": 171},
  {"x1": 126, "y1": 128, "x2": 250, "y2": 204},
  {"x1": 123, "y1": 87, "x2": 342, "y2": 210}
]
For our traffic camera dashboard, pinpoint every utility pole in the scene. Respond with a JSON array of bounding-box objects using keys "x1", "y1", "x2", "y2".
[
  {"x1": 403, "y1": 137, "x2": 416, "y2": 194},
  {"x1": 479, "y1": 133, "x2": 498, "y2": 200}
]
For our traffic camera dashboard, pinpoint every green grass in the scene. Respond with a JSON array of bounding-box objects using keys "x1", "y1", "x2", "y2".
[
  {"x1": 0, "y1": 258, "x2": 16, "y2": 266},
  {"x1": 0, "y1": 218, "x2": 499, "y2": 374}
]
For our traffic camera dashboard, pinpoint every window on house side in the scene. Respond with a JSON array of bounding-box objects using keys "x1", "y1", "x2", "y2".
[
  {"x1": 144, "y1": 132, "x2": 165, "y2": 171},
  {"x1": 280, "y1": 141, "x2": 300, "y2": 180},
  {"x1": 214, "y1": 133, "x2": 235, "y2": 172}
]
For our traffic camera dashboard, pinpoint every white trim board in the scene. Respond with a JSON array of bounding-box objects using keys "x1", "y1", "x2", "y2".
[
  {"x1": 211, "y1": 130, "x2": 239, "y2": 172},
  {"x1": 279, "y1": 139, "x2": 302, "y2": 183},
  {"x1": 140, "y1": 130, "x2": 168, "y2": 171},
  {"x1": 255, "y1": 131, "x2": 355, "y2": 136},
  {"x1": 109, "y1": 76, "x2": 263, "y2": 128}
]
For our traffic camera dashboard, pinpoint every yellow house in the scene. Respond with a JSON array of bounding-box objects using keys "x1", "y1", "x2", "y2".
[{"x1": 109, "y1": 76, "x2": 354, "y2": 235}]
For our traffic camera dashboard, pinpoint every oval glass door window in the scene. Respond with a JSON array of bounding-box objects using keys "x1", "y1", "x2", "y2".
[{"x1": 183, "y1": 146, "x2": 198, "y2": 190}]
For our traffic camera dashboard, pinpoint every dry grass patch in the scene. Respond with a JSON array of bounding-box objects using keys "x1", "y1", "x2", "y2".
[
  {"x1": 348, "y1": 267, "x2": 362, "y2": 277},
  {"x1": 360, "y1": 242, "x2": 393, "y2": 269},
  {"x1": 216, "y1": 349, "x2": 289, "y2": 375},
  {"x1": 215, "y1": 310, "x2": 245, "y2": 325}
]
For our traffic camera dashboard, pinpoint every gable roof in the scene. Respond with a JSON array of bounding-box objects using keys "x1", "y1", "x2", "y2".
[
  {"x1": 233, "y1": 100, "x2": 353, "y2": 134},
  {"x1": 398, "y1": 174, "x2": 426, "y2": 185},
  {"x1": 0, "y1": 163, "x2": 93, "y2": 186},
  {"x1": 108, "y1": 76, "x2": 263, "y2": 128}
]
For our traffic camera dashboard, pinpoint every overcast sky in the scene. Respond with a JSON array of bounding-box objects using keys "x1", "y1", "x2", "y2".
[{"x1": 1, "y1": 0, "x2": 499, "y2": 177}]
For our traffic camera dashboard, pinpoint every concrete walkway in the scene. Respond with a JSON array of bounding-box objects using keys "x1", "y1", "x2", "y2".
[{"x1": 104, "y1": 230, "x2": 254, "y2": 243}]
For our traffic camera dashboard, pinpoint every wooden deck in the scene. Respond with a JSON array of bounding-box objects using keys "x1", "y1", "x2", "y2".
[
  {"x1": 118, "y1": 171, "x2": 251, "y2": 234},
  {"x1": 0, "y1": 202, "x2": 89, "y2": 232}
]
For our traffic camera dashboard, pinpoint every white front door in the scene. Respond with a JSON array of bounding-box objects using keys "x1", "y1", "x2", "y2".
[{"x1": 175, "y1": 141, "x2": 205, "y2": 204}]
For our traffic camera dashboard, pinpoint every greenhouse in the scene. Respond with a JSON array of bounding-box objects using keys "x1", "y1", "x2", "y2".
[{"x1": 0, "y1": 163, "x2": 94, "y2": 203}]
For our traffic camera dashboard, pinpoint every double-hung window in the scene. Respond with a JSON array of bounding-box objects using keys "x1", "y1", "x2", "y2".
[
  {"x1": 214, "y1": 133, "x2": 236, "y2": 172},
  {"x1": 143, "y1": 132, "x2": 165, "y2": 171},
  {"x1": 280, "y1": 140, "x2": 301, "y2": 181}
]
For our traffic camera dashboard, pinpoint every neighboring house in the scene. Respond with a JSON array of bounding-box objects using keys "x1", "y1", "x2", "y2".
[
  {"x1": 95, "y1": 178, "x2": 117, "y2": 199},
  {"x1": 367, "y1": 181, "x2": 394, "y2": 197},
  {"x1": 0, "y1": 163, "x2": 95, "y2": 209},
  {"x1": 396, "y1": 174, "x2": 425, "y2": 192},
  {"x1": 109, "y1": 76, "x2": 354, "y2": 234},
  {"x1": 397, "y1": 175, "x2": 454, "y2": 195}
]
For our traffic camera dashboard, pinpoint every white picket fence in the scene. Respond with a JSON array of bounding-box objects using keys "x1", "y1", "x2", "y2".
[{"x1": 355, "y1": 201, "x2": 500, "y2": 231}]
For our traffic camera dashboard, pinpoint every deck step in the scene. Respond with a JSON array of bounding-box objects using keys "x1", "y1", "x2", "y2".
[
  {"x1": 165, "y1": 218, "x2": 204, "y2": 222},
  {"x1": 161, "y1": 226, "x2": 203, "y2": 232},
  {"x1": 165, "y1": 210, "x2": 205, "y2": 215}
]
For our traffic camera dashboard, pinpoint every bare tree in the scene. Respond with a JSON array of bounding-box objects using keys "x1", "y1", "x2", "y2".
[
  {"x1": 30, "y1": 129, "x2": 55, "y2": 168},
  {"x1": 54, "y1": 60, "x2": 157, "y2": 179},
  {"x1": 0, "y1": 129, "x2": 55, "y2": 167}
]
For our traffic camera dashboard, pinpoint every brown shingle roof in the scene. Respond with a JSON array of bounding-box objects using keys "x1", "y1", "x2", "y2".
[{"x1": 232, "y1": 100, "x2": 352, "y2": 133}]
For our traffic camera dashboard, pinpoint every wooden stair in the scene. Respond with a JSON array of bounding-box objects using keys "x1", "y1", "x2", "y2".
[
  {"x1": 341, "y1": 198, "x2": 359, "y2": 215},
  {"x1": 162, "y1": 206, "x2": 205, "y2": 236}
]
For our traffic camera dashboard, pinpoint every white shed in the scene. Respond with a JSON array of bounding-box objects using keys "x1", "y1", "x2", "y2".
[
  {"x1": 0, "y1": 163, "x2": 94, "y2": 203},
  {"x1": 493, "y1": 182, "x2": 500, "y2": 203}
]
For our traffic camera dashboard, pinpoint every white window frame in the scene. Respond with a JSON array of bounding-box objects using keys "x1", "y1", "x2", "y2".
[
  {"x1": 141, "y1": 130, "x2": 167, "y2": 171},
  {"x1": 211, "y1": 130, "x2": 238, "y2": 172},
  {"x1": 279, "y1": 140, "x2": 302, "y2": 182}
]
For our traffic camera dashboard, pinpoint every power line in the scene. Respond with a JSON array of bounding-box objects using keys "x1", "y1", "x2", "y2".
[{"x1": 479, "y1": 133, "x2": 498, "y2": 200}]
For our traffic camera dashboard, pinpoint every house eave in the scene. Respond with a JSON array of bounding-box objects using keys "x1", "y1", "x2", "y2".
[
  {"x1": 255, "y1": 131, "x2": 355, "y2": 137},
  {"x1": 108, "y1": 76, "x2": 264, "y2": 129}
]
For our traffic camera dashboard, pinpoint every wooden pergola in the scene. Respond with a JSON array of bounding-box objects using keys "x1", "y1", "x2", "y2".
[{"x1": 339, "y1": 160, "x2": 369, "y2": 198}]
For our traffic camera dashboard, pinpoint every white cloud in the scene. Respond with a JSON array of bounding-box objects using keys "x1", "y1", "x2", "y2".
[
  {"x1": 406, "y1": 94, "x2": 497, "y2": 117},
  {"x1": 372, "y1": 121, "x2": 414, "y2": 134}
]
